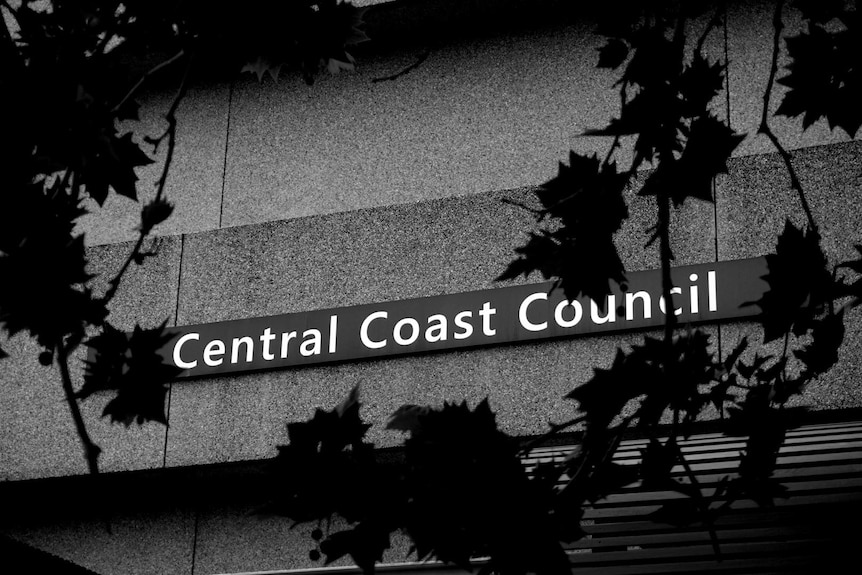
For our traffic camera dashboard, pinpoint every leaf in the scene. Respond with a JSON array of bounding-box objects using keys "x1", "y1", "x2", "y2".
[
  {"x1": 678, "y1": 54, "x2": 726, "y2": 118},
  {"x1": 241, "y1": 57, "x2": 281, "y2": 82},
  {"x1": 794, "y1": 311, "x2": 845, "y2": 381},
  {"x1": 92, "y1": 321, "x2": 183, "y2": 426},
  {"x1": 776, "y1": 13, "x2": 862, "y2": 137},
  {"x1": 83, "y1": 132, "x2": 155, "y2": 205},
  {"x1": 638, "y1": 115, "x2": 745, "y2": 206},
  {"x1": 597, "y1": 39, "x2": 629, "y2": 69},
  {"x1": 747, "y1": 221, "x2": 832, "y2": 343},
  {"x1": 386, "y1": 404, "x2": 429, "y2": 433},
  {"x1": 640, "y1": 437, "x2": 681, "y2": 490},
  {"x1": 499, "y1": 152, "x2": 630, "y2": 302},
  {"x1": 327, "y1": 54, "x2": 355, "y2": 75}
]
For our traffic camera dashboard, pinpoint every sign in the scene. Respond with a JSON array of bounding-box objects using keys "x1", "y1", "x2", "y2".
[{"x1": 162, "y1": 257, "x2": 769, "y2": 378}]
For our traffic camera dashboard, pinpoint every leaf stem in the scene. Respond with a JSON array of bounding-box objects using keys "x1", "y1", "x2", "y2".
[
  {"x1": 757, "y1": 0, "x2": 818, "y2": 236},
  {"x1": 102, "y1": 54, "x2": 193, "y2": 304},
  {"x1": 111, "y1": 50, "x2": 186, "y2": 117},
  {"x1": 57, "y1": 340, "x2": 102, "y2": 477}
]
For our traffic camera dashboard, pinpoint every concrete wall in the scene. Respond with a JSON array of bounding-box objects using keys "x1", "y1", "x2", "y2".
[{"x1": 2, "y1": 0, "x2": 862, "y2": 573}]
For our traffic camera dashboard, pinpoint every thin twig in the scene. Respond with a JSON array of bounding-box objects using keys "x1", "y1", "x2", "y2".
[
  {"x1": 696, "y1": 5, "x2": 725, "y2": 55},
  {"x1": 110, "y1": 50, "x2": 186, "y2": 116},
  {"x1": 103, "y1": 54, "x2": 193, "y2": 304},
  {"x1": 678, "y1": 450, "x2": 722, "y2": 559},
  {"x1": 757, "y1": 0, "x2": 818, "y2": 236},
  {"x1": 371, "y1": 51, "x2": 430, "y2": 83},
  {"x1": 57, "y1": 340, "x2": 102, "y2": 477}
]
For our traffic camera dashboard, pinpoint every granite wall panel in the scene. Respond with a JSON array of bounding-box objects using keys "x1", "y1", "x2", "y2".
[
  {"x1": 166, "y1": 178, "x2": 716, "y2": 467},
  {"x1": 219, "y1": 23, "x2": 623, "y2": 229}
]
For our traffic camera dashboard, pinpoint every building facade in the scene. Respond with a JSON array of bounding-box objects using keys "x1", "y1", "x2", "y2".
[{"x1": 2, "y1": 0, "x2": 862, "y2": 573}]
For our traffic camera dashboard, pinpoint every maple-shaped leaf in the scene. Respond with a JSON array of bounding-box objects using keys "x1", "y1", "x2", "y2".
[
  {"x1": 96, "y1": 321, "x2": 182, "y2": 426},
  {"x1": 500, "y1": 152, "x2": 629, "y2": 302},
  {"x1": 80, "y1": 323, "x2": 130, "y2": 399},
  {"x1": 678, "y1": 53, "x2": 726, "y2": 118},
  {"x1": 794, "y1": 311, "x2": 845, "y2": 381},
  {"x1": 638, "y1": 115, "x2": 745, "y2": 206},
  {"x1": 748, "y1": 221, "x2": 833, "y2": 343},
  {"x1": 597, "y1": 38, "x2": 629, "y2": 69},
  {"x1": 241, "y1": 57, "x2": 282, "y2": 83},
  {"x1": 319, "y1": 523, "x2": 391, "y2": 571},
  {"x1": 386, "y1": 404, "x2": 430, "y2": 433},
  {"x1": 82, "y1": 132, "x2": 154, "y2": 205},
  {"x1": 534, "y1": 152, "x2": 629, "y2": 235},
  {"x1": 326, "y1": 53, "x2": 355, "y2": 75},
  {"x1": 567, "y1": 349, "x2": 645, "y2": 429},
  {"x1": 776, "y1": 13, "x2": 862, "y2": 137}
]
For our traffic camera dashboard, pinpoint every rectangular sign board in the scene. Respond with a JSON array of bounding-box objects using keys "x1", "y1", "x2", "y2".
[{"x1": 159, "y1": 257, "x2": 769, "y2": 379}]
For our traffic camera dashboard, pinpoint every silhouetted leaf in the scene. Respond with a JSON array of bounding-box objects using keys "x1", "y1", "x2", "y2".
[
  {"x1": 748, "y1": 221, "x2": 832, "y2": 343},
  {"x1": 386, "y1": 404, "x2": 429, "y2": 433},
  {"x1": 794, "y1": 311, "x2": 845, "y2": 381},
  {"x1": 679, "y1": 53, "x2": 726, "y2": 118},
  {"x1": 500, "y1": 152, "x2": 629, "y2": 302},
  {"x1": 597, "y1": 38, "x2": 629, "y2": 68},
  {"x1": 638, "y1": 115, "x2": 745, "y2": 205},
  {"x1": 641, "y1": 437, "x2": 681, "y2": 490},
  {"x1": 100, "y1": 321, "x2": 182, "y2": 426},
  {"x1": 777, "y1": 10, "x2": 862, "y2": 137}
]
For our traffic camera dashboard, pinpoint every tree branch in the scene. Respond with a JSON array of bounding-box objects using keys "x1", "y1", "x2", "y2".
[
  {"x1": 102, "y1": 55, "x2": 193, "y2": 304},
  {"x1": 57, "y1": 340, "x2": 102, "y2": 477},
  {"x1": 757, "y1": 0, "x2": 818, "y2": 236},
  {"x1": 371, "y1": 51, "x2": 430, "y2": 83},
  {"x1": 110, "y1": 50, "x2": 186, "y2": 117}
]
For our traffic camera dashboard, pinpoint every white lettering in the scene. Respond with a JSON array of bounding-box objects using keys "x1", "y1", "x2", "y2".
[
  {"x1": 260, "y1": 328, "x2": 276, "y2": 360},
  {"x1": 426, "y1": 314, "x2": 448, "y2": 342},
  {"x1": 659, "y1": 287, "x2": 683, "y2": 316},
  {"x1": 300, "y1": 329, "x2": 322, "y2": 356},
  {"x1": 519, "y1": 292, "x2": 548, "y2": 332},
  {"x1": 394, "y1": 317, "x2": 420, "y2": 346},
  {"x1": 708, "y1": 270, "x2": 717, "y2": 312},
  {"x1": 453, "y1": 311, "x2": 474, "y2": 340},
  {"x1": 203, "y1": 339, "x2": 225, "y2": 367},
  {"x1": 689, "y1": 274, "x2": 699, "y2": 314},
  {"x1": 554, "y1": 299, "x2": 583, "y2": 328},
  {"x1": 625, "y1": 291, "x2": 651, "y2": 320},
  {"x1": 173, "y1": 333, "x2": 199, "y2": 369},
  {"x1": 479, "y1": 302, "x2": 497, "y2": 336},
  {"x1": 231, "y1": 336, "x2": 254, "y2": 364},
  {"x1": 329, "y1": 315, "x2": 338, "y2": 354},
  {"x1": 590, "y1": 296, "x2": 616, "y2": 324},
  {"x1": 360, "y1": 311, "x2": 387, "y2": 349},
  {"x1": 281, "y1": 331, "x2": 297, "y2": 357}
]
